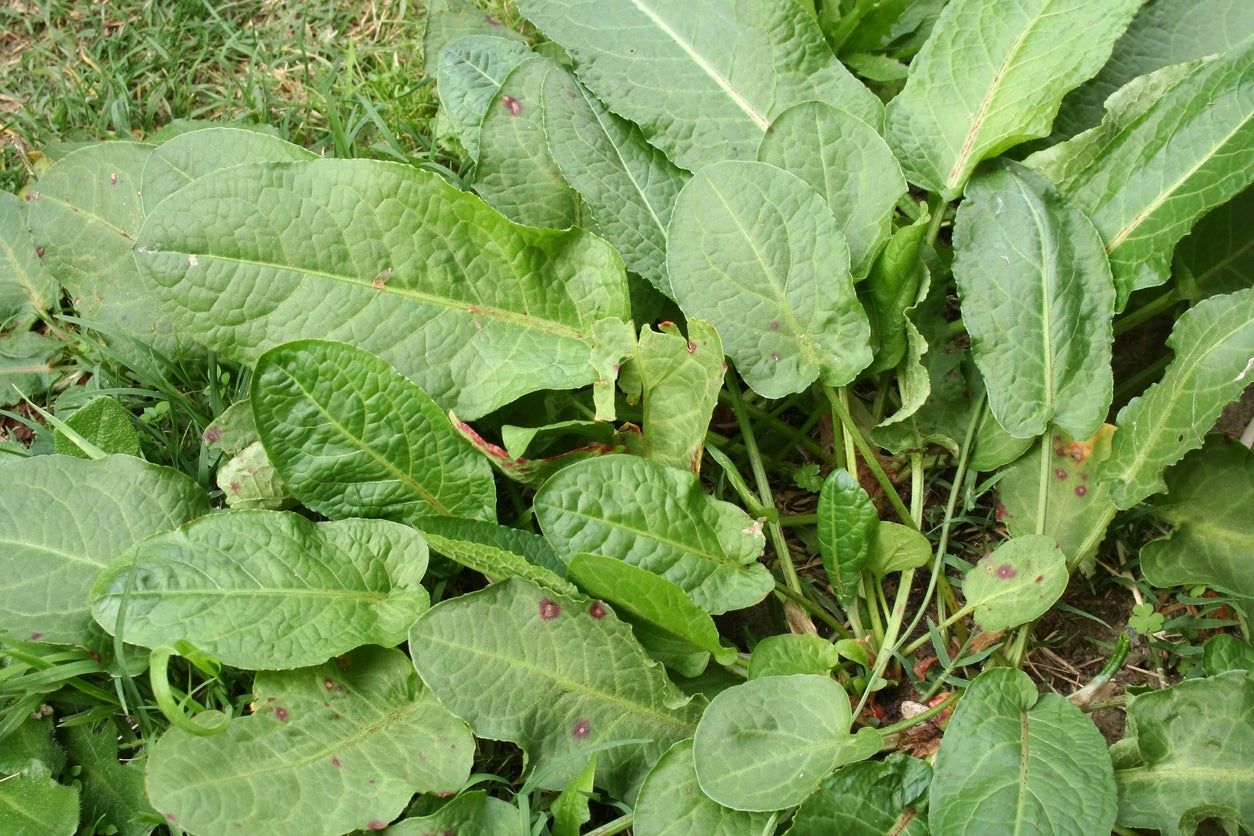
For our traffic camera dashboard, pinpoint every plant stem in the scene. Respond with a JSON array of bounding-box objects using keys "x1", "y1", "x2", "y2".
[
  {"x1": 773, "y1": 582, "x2": 851, "y2": 637},
  {"x1": 877, "y1": 690, "x2": 959, "y2": 739},
  {"x1": 823, "y1": 385, "x2": 916, "y2": 529},
  {"x1": 1113, "y1": 289, "x2": 1179, "y2": 336},
  {"x1": 854, "y1": 569, "x2": 917, "y2": 720},
  {"x1": 1036, "y1": 432, "x2": 1051, "y2": 536},
  {"x1": 779, "y1": 513, "x2": 818, "y2": 527},
  {"x1": 586, "y1": 814, "x2": 633, "y2": 836}
]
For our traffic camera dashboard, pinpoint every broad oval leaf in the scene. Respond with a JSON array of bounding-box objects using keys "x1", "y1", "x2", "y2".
[
  {"x1": 693, "y1": 674, "x2": 877, "y2": 812},
  {"x1": 929, "y1": 667, "x2": 1116, "y2": 836},
  {"x1": 423, "y1": 0, "x2": 527, "y2": 76},
  {"x1": 387, "y1": 791, "x2": 521, "y2": 836},
  {"x1": 747, "y1": 634, "x2": 842, "y2": 680},
  {"x1": 437, "y1": 35, "x2": 534, "y2": 162},
  {"x1": 409, "y1": 577, "x2": 701, "y2": 799},
  {"x1": 634, "y1": 740, "x2": 774, "y2": 836},
  {"x1": 953, "y1": 161, "x2": 1114, "y2": 439},
  {"x1": 0, "y1": 455, "x2": 209, "y2": 646},
  {"x1": 1175, "y1": 186, "x2": 1254, "y2": 303},
  {"x1": 863, "y1": 208, "x2": 930, "y2": 375},
  {"x1": 666, "y1": 160, "x2": 872, "y2": 398},
  {"x1": 514, "y1": 0, "x2": 882, "y2": 171},
  {"x1": 146, "y1": 647, "x2": 473, "y2": 835},
  {"x1": 133, "y1": 158, "x2": 634, "y2": 420},
  {"x1": 0, "y1": 191, "x2": 57, "y2": 325},
  {"x1": 91, "y1": 512, "x2": 430, "y2": 670},
  {"x1": 866, "y1": 522, "x2": 931, "y2": 578},
  {"x1": 817, "y1": 468, "x2": 878, "y2": 602},
  {"x1": 885, "y1": 0, "x2": 1140, "y2": 197},
  {"x1": 962, "y1": 535, "x2": 1068, "y2": 631},
  {"x1": 252, "y1": 340, "x2": 496, "y2": 523},
  {"x1": 786, "y1": 754, "x2": 931, "y2": 836},
  {"x1": 1103, "y1": 287, "x2": 1254, "y2": 509},
  {"x1": 758, "y1": 101, "x2": 906, "y2": 277},
  {"x1": 534, "y1": 454, "x2": 773, "y2": 614}
]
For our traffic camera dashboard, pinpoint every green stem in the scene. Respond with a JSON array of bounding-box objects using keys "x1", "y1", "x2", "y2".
[
  {"x1": 877, "y1": 691, "x2": 959, "y2": 739},
  {"x1": 779, "y1": 513, "x2": 818, "y2": 527},
  {"x1": 1070, "y1": 633, "x2": 1131, "y2": 708},
  {"x1": 1036, "y1": 430, "x2": 1051, "y2": 536},
  {"x1": 899, "y1": 603, "x2": 976, "y2": 657},
  {"x1": 149, "y1": 647, "x2": 230, "y2": 737},
  {"x1": 823, "y1": 386, "x2": 916, "y2": 529},
  {"x1": 1112, "y1": 352, "x2": 1170, "y2": 403},
  {"x1": 1113, "y1": 289, "x2": 1179, "y2": 337},
  {"x1": 773, "y1": 583, "x2": 851, "y2": 637},
  {"x1": 716, "y1": 391, "x2": 824, "y2": 456},
  {"x1": 585, "y1": 814, "x2": 633, "y2": 836},
  {"x1": 854, "y1": 569, "x2": 916, "y2": 720}
]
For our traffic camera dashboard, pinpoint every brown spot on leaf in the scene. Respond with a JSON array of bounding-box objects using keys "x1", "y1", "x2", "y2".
[
  {"x1": 770, "y1": 321, "x2": 780, "y2": 331},
  {"x1": 229, "y1": 482, "x2": 241, "y2": 494},
  {"x1": 686, "y1": 340, "x2": 697, "y2": 355},
  {"x1": 995, "y1": 564, "x2": 1016, "y2": 579},
  {"x1": 539, "y1": 599, "x2": 560, "y2": 620},
  {"x1": 588, "y1": 601, "x2": 606, "y2": 619},
  {"x1": 202, "y1": 427, "x2": 223, "y2": 444},
  {"x1": 1054, "y1": 468, "x2": 1067, "y2": 480},
  {"x1": 35, "y1": 245, "x2": 44, "y2": 258},
  {"x1": 109, "y1": 172, "x2": 118, "y2": 184},
  {"x1": 571, "y1": 719, "x2": 590, "y2": 739},
  {"x1": 29, "y1": 632, "x2": 42, "y2": 641},
  {"x1": 1034, "y1": 575, "x2": 1044, "y2": 583},
  {"x1": 274, "y1": 706, "x2": 289, "y2": 721},
  {"x1": 502, "y1": 94, "x2": 522, "y2": 116},
  {"x1": 330, "y1": 756, "x2": 341, "y2": 767},
  {"x1": 1074, "y1": 485, "x2": 1087, "y2": 497}
]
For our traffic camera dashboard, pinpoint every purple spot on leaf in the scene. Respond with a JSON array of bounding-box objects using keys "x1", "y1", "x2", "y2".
[
  {"x1": 330, "y1": 756, "x2": 341, "y2": 767},
  {"x1": 1054, "y1": 468, "x2": 1067, "y2": 480},
  {"x1": 35, "y1": 245, "x2": 45, "y2": 258},
  {"x1": 366, "y1": 822, "x2": 387, "y2": 831},
  {"x1": 274, "y1": 706, "x2": 289, "y2": 721},
  {"x1": 588, "y1": 601, "x2": 606, "y2": 619},
  {"x1": 539, "y1": 599, "x2": 560, "y2": 621},
  {"x1": 769, "y1": 321, "x2": 780, "y2": 331},
  {"x1": 502, "y1": 95, "x2": 522, "y2": 116},
  {"x1": 1074, "y1": 485, "x2": 1087, "y2": 497},
  {"x1": 571, "y1": 719, "x2": 590, "y2": 739},
  {"x1": 686, "y1": 340, "x2": 697, "y2": 355},
  {"x1": 995, "y1": 564, "x2": 1016, "y2": 579},
  {"x1": 1034, "y1": 575, "x2": 1044, "y2": 584},
  {"x1": 28, "y1": 632, "x2": 41, "y2": 641},
  {"x1": 202, "y1": 427, "x2": 223, "y2": 443}
]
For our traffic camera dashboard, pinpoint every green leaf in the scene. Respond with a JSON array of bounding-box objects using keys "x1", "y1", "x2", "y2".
[
  {"x1": 693, "y1": 674, "x2": 877, "y2": 811},
  {"x1": 201, "y1": 399, "x2": 256, "y2": 455},
  {"x1": 551, "y1": 754, "x2": 597, "y2": 836},
  {"x1": 1053, "y1": 0, "x2": 1254, "y2": 137},
  {"x1": 929, "y1": 667, "x2": 1116, "y2": 836},
  {"x1": 634, "y1": 740, "x2": 774, "y2": 836},
  {"x1": 1140, "y1": 437, "x2": 1254, "y2": 600},
  {"x1": 757, "y1": 101, "x2": 906, "y2": 277},
  {"x1": 474, "y1": 57, "x2": 582, "y2": 228},
  {"x1": 437, "y1": 35, "x2": 534, "y2": 162},
  {"x1": 747, "y1": 634, "x2": 842, "y2": 680},
  {"x1": 542, "y1": 67, "x2": 689, "y2": 295},
  {"x1": 61, "y1": 724, "x2": 155, "y2": 836},
  {"x1": 0, "y1": 455, "x2": 209, "y2": 646},
  {"x1": 534, "y1": 455, "x2": 773, "y2": 614},
  {"x1": 666, "y1": 160, "x2": 872, "y2": 399},
  {"x1": 953, "y1": 161, "x2": 1114, "y2": 440},
  {"x1": 0, "y1": 761, "x2": 79, "y2": 836},
  {"x1": 252, "y1": 339, "x2": 496, "y2": 523},
  {"x1": 866, "y1": 522, "x2": 931, "y2": 578},
  {"x1": 140, "y1": 127, "x2": 314, "y2": 212},
  {"x1": 134, "y1": 158, "x2": 635, "y2": 420},
  {"x1": 862, "y1": 209, "x2": 929, "y2": 375},
  {"x1": 146, "y1": 647, "x2": 473, "y2": 835},
  {"x1": 1038, "y1": 45, "x2": 1254, "y2": 306},
  {"x1": 514, "y1": 0, "x2": 882, "y2": 171},
  {"x1": 53, "y1": 396, "x2": 140, "y2": 458},
  {"x1": 423, "y1": 0, "x2": 526, "y2": 76},
  {"x1": 0, "y1": 331, "x2": 60, "y2": 408},
  {"x1": 1, "y1": 719, "x2": 65, "y2": 774},
  {"x1": 885, "y1": 0, "x2": 1140, "y2": 198},
  {"x1": 1175, "y1": 187, "x2": 1254, "y2": 303},
  {"x1": 91, "y1": 512, "x2": 430, "y2": 669},
  {"x1": 567, "y1": 553, "x2": 736, "y2": 665},
  {"x1": 387, "y1": 791, "x2": 521, "y2": 836},
  {"x1": 998, "y1": 425, "x2": 1117, "y2": 573},
  {"x1": 961, "y1": 535, "x2": 1068, "y2": 631},
  {"x1": 0, "y1": 191, "x2": 57, "y2": 325},
  {"x1": 969, "y1": 412, "x2": 1035, "y2": 472},
  {"x1": 1103, "y1": 288, "x2": 1254, "y2": 509},
  {"x1": 817, "y1": 468, "x2": 878, "y2": 602},
  {"x1": 1203, "y1": 635, "x2": 1254, "y2": 676},
  {"x1": 409, "y1": 577, "x2": 701, "y2": 799},
  {"x1": 1112, "y1": 671, "x2": 1254, "y2": 835},
  {"x1": 785, "y1": 754, "x2": 931, "y2": 836},
  {"x1": 631, "y1": 320, "x2": 725, "y2": 474},
  {"x1": 215, "y1": 440, "x2": 292, "y2": 510}
]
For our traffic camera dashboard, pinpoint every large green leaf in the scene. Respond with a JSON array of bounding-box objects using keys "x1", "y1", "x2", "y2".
[
  {"x1": 133, "y1": 158, "x2": 634, "y2": 420},
  {"x1": 0, "y1": 762, "x2": 79, "y2": 836},
  {"x1": 252, "y1": 340, "x2": 495, "y2": 523},
  {"x1": 1112, "y1": 671, "x2": 1254, "y2": 835},
  {"x1": 437, "y1": 35, "x2": 534, "y2": 162},
  {"x1": 146, "y1": 647, "x2": 473, "y2": 835},
  {"x1": 0, "y1": 455, "x2": 209, "y2": 646},
  {"x1": 929, "y1": 667, "x2": 1116, "y2": 836},
  {"x1": 884, "y1": 0, "x2": 1139, "y2": 198},
  {"x1": 634, "y1": 740, "x2": 773, "y2": 836},
  {"x1": 514, "y1": 0, "x2": 881, "y2": 171},
  {"x1": 0, "y1": 331, "x2": 60, "y2": 408},
  {"x1": 758, "y1": 101, "x2": 905, "y2": 277},
  {"x1": 1140, "y1": 438, "x2": 1254, "y2": 599},
  {"x1": 786, "y1": 754, "x2": 931, "y2": 836},
  {"x1": 0, "y1": 192, "x2": 57, "y2": 325},
  {"x1": 387, "y1": 791, "x2": 521, "y2": 836},
  {"x1": 953, "y1": 161, "x2": 1114, "y2": 439},
  {"x1": 1103, "y1": 287, "x2": 1254, "y2": 509},
  {"x1": 666, "y1": 160, "x2": 871, "y2": 398},
  {"x1": 816, "y1": 468, "x2": 878, "y2": 603},
  {"x1": 746, "y1": 634, "x2": 842, "y2": 680},
  {"x1": 693, "y1": 674, "x2": 878, "y2": 812},
  {"x1": 61, "y1": 724, "x2": 154, "y2": 836},
  {"x1": 961, "y1": 535, "x2": 1068, "y2": 631},
  {"x1": 542, "y1": 67, "x2": 689, "y2": 295},
  {"x1": 1037, "y1": 45, "x2": 1254, "y2": 306},
  {"x1": 1053, "y1": 0, "x2": 1254, "y2": 137},
  {"x1": 409, "y1": 578, "x2": 701, "y2": 799},
  {"x1": 91, "y1": 512, "x2": 430, "y2": 670},
  {"x1": 1174, "y1": 186, "x2": 1254, "y2": 303},
  {"x1": 533, "y1": 455, "x2": 773, "y2": 614}
]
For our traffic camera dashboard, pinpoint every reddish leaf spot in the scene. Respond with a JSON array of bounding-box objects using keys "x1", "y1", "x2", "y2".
[
  {"x1": 323, "y1": 677, "x2": 340, "y2": 692},
  {"x1": 230, "y1": 482, "x2": 241, "y2": 494},
  {"x1": 274, "y1": 706, "x2": 289, "y2": 721},
  {"x1": 1034, "y1": 575, "x2": 1044, "y2": 584},
  {"x1": 1054, "y1": 446, "x2": 1066, "y2": 457},
  {"x1": 588, "y1": 601, "x2": 606, "y2": 619},
  {"x1": 539, "y1": 599, "x2": 561, "y2": 620},
  {"x1": 995, "y1": 564, "x2": 1016, "y2": 579},
  {"x1": 995, "y1": 503, "x2": 1008, "y2": 521},
  {"x1": 436, "y1": 790, "x2": 454, "y2": 798},
  {"x1": 571, "y1": 719, "x2": 590, "y2": 739},
  {"x1": 502, "y1": 95, "x2": 522, "y2": 116},
  {"x1": 28, "y1": 632, "x2": 41, "y2": 640},
  {"x1": 686, "y1": 340, "x2": 697, "y2": 355},
  {"x1": 330, "y1": 756, "x2": 342, "y2": 767},
  {"x1": 164, "y1": 813, "x2": 177, "y2": 824},
  {"x1": 35, "y1": 245, "x2": 45, "y2": 258},
  {"x1": 1054, "y1": 468, "x2": 1067, "y2": 480},
  {"x1": 366, "y1": 822, "x2": 387, "y2": 831},
  {"x1": 202, "y1": 427, "x2": 223, "y2": 443},
  {"x1": 769, "y1": 321, "x2": 780, "y2": 331},
  {"x1": 1074, "y1": 485, "x2": 1087, "y2": 498}
]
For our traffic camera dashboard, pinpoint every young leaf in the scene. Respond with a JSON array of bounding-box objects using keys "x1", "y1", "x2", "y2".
[
  {"x1": 0, "y1": 191, "x2": 57, "y2": 325},
  {"x1": 514, "y1": 0, "x2": 882, "y2": 171},
  {"x1": 953, "y1": 161, "x2": 1114, "y2": 440},
  {"x1": 929, "y1": 667, "x2": 1116, "y2": 836},
  {"x1": 1103, "y1": 287, "x2": 1254, "y2": 509},
  {"x1": 551, "y1": 754, "x2": 597, "y2": 836},
  {"x1": 423, "y1": 0, "x2": 526, "y2": 76},
  {"x1": 634, "y1": 740, "x2": 774, "y2": 836},
  {"x1": 409, "y1": 577, "x2": 701, "y2": 799},
  {"x1": 387, "y1": 791, "x2": 521, "y2": 836},
  {"x1": 862, "y1": 209, "x2": 930, "y2": 375},
  {"x1": 1111, "y1": 671, "x2": 1253, "y2": 835},
  {"x1": 786, "y1": 753, "x2": 931, "y2": 836},
  {"x1": 215, "y1": 440, "x2": 292, "y2": 510},
  {"x1": 1140, "y1": 438, "x2": 1254, "y2": 599},
  {"x1": 631, "y1": 320, "x2": 725, "y2": 474},
  {"x1": 884, "y1": 0, "x2": 1140, "y2": 198},
  {"x1": 542, "y1": 67, "x2": 690, "y2": 295},
  {"x1": 0, "y1": 455, "x2": 209, "y2": 646},
  {"x1": 252, "y1": 340, "x2": 496, "y2": 523},
  {"x1": 534, "y1": 455, "x2": 773, "y2": 614},
  {"x1": 1174, "y1": 186, "x2": 1254, "y2": 303},
  {"x1": 757, "y1": 101, "x2": 906, "y2": 277},
  {"x1": 866, "y1": 522, "x2": 931, "y2": 578},
  {"x1": 437, "y1": 35, "x2": 534, "y2": 162},
  {"x1": 52, "y1": 396, "x2": 141, "y2": 459},
  {"x1": 747, "y1": 634, "x2": 843, "y2": 680},
  {"x1": 134, "y1": 158, "x2": 634, "y2": 420},
  {"x1": 693, "y1": 675, "x2": 879, "y2": 811},
  {"x1": 666, "y1": 160, "x2": 872, "y2": 399},
  {"x1": 60, "y1": 724, "x2": 155, "y2": 836},
  {"x1": 91, "y1": 513, "x2": 431, "y2": 670},
  {"x1": 414, "y1": 516, "x2": 579, "y2": 596},
  {"x1": 962, "y1": 535, "x2": 1068, "y2": 631},
  {"x1": 817, "y1": 468, "x2": 878, "y2": 602},
  {"x1": 146, "y1": 647, "x2": 473, "y2": 835}
]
